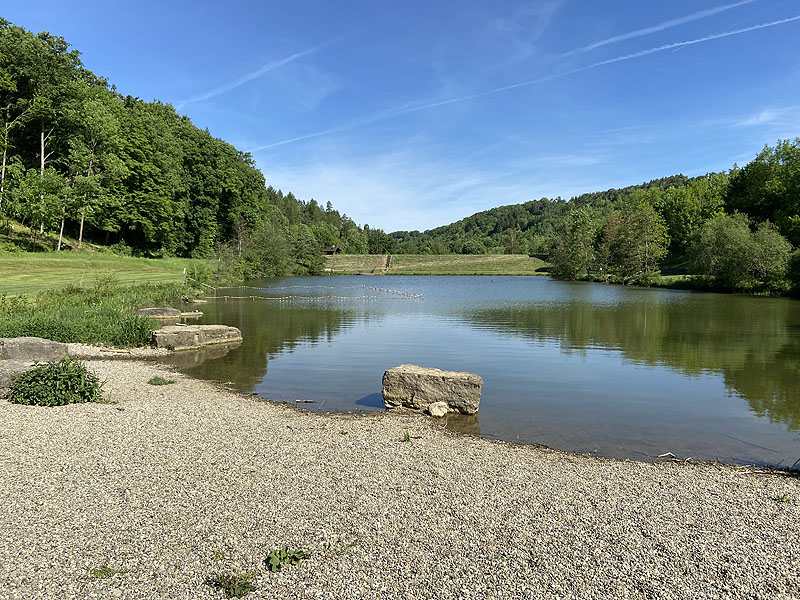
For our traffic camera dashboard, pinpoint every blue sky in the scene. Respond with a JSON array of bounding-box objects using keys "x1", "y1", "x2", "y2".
[{"x1": 4, "y1": 0, "x2": 800, "y2": 231}]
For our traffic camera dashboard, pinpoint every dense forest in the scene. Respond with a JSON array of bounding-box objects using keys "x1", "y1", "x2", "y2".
[
  {"x1": 1, "y1": 18, "x2": 798, "y2": 293},
  {"x1": 390, "y1": 143, "x2": 800, "y2": 294},
  {"x1": 0, "y1": 18, "x2": 388, "y2": 278}
]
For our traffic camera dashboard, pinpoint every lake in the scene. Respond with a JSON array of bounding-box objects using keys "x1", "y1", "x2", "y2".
[{"x1": 167, "y1": 275, "x2": 800, "y2": 467}]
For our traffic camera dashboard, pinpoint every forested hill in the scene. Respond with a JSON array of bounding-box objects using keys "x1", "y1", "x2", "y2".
[
  {"x1": 389, "y1": 174, "x2": 694, "y2": 254},
  {"x1": 390, "y1": 140, "x2": 799, "y2": 295},
  {"x1": 0, "y1": 18, "x2": 386, "y2": 277}
]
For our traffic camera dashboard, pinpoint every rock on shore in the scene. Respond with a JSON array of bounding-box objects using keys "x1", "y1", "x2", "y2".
[
  {"x1": 0, "y1": 337, "x2": 69, "y2": 361},
  {"x1": 382, "y1": 364, "x2": 483, "y2": 415}
]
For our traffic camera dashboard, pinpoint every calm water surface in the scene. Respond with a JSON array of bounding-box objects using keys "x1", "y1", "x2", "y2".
[{"x1": 168, "y1": 276, "x2": 800, "y2": 466}]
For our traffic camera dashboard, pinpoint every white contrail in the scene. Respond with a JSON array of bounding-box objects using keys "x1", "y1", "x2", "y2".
[
  {"x1": 561, "y1": 0, "x2": 758, "y2": 57},
  {"x1": 176, "y1": 45, "x2": 323, "y2": 109},
  {"x1": 252, "y1": 15, "x2": 800, "y2": 151},
  {"x1": 570, "y1": 14, "x2": 800, "y2": 71},
  {"x1": 394, "y1": 15, "x2": 800, "y2": 115}
]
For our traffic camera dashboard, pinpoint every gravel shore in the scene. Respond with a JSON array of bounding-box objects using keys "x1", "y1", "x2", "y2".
[{"x1": 1, "y1": 359, "x2": 799, "y2": 599}]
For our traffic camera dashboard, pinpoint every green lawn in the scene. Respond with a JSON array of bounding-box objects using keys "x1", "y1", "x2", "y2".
[
  {"x1": 326, "y1": 254, "x2": 549, "y2": 276},
  {"x1": 0, "y1": 252, "x2": 208, "y2": 295}
]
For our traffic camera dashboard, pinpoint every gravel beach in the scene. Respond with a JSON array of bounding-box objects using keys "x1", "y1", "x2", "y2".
[{"x1": 1, "y1": 359, "x2": 799, "y2": 599}]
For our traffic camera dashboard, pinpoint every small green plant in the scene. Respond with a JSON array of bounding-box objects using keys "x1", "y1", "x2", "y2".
[
  {"x1": 205, "y1": 571, "x2": 256, "y2": 598},
  {"x1": 148, "y1": 376, "x2": 176, "y2": 386},
  {"x1": 265, "y1": 547, "x2": 311, "y2": 573},
  {"x1": 212, "y1": 548, "x2": 227, "y2": 562},
  {"x1": 9, "y1": 358, "x2": 104, "y2": 406},
  {"x1": 339, "y1": 429, "x2": 348, "y2": 436},
  {"x1": 402, "y1": 428, "x2": 411, "y2": 442},
  {"x1": 89, "y1": 561, "x2": 126, "y2": 579},
  {"x1": 774, "y1": 495, "x2": 793, "y2": 503}
]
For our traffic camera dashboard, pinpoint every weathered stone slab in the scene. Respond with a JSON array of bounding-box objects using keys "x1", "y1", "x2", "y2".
[
  {"x1": 382, "y1": 364, "x2": 483, "y2": 415},
  {"x1": 151, "y1": 325, "x2": 242, "y2": 351},
  {"x1": 137, "y1": 307, "x2": 181, "y2": 319},
  {"x1": 0, "y1": 337, "x2": 69, "y2": 361}
]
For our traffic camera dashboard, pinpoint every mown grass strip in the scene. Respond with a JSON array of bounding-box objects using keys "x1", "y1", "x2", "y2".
[
  {"x1": 325, "y1": 254, "x2": 549, "y2": 276},
  {"x1": 0, "y1": 251, "x2": 210, "y2": 295}
]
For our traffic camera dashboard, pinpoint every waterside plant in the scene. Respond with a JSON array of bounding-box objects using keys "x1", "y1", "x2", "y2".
[
  {"x1": 0, "y1": 277, "x2": 197, "y2": 347},
  {"x1": 9, "y1": 357, "x2": 104, "y2": 406}
]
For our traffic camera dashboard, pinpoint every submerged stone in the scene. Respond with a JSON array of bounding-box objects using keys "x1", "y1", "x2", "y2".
[
  {"x1": 151, "y1": 325, "x2": 242, "y2": 351},
  {"x1": 137, "y1": 307, "x2": 181, "y2": 319}
]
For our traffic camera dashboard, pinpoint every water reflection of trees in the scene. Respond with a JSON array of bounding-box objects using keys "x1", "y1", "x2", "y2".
[
  {"x1": 468, "y1": 295, "x2": 800, "y2": 430},
  {"x1": 178, "y1": 300, "x2": 355, "y2": 390}
]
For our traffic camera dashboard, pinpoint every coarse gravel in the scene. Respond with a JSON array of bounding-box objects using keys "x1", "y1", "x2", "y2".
[{"x1": 1, "y1": 359, "x2": 799, "y2": 600}]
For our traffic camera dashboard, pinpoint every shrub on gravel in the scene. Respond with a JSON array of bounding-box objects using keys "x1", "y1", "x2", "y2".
[{"x1": 9, "y1": 358, "x2": 104, "y2": 406}]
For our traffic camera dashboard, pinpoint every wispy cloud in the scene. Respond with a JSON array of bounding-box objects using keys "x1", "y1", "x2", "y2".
[
  {"x1": 175, "y1": 44, "x2": 325, "y2": 109},
  {"x1": 250, "y1": 14, "x2": 800, "y2": 151},
  {"x1": 560, "y1": 0, "x2": 757, "y2": 57},
  {"x1": 735, "y1": 104, "x2": 800, "y2": 126},
  {"x1": 258, "y1": 143, "x2": 618, "y2": 231},
  {"x1": 259, "y1": 149, "x2": 553, "y2": 231},
  {"x1": 492, "y1": 0, "x2": 564, "y2": 44}
]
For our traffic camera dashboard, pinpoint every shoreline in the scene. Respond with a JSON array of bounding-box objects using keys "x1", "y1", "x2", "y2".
[{"x1": 2, "y1": 357, "x2": 799, "y2": 599}]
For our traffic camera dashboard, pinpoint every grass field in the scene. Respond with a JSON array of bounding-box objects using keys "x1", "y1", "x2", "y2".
[
  {"x1": 325, "y1": 254, "x2": 549, "y2": 276},
  {"x1": 0, "y1": 252, "x2": 208, "y2": 295}
]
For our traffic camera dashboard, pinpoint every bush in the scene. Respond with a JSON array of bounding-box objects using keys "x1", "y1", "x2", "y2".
[
  {"x1": 9, "y1": 358, "x2": 105, "y2": 406},
  {"x1": 108, "y1": 241, "x2": 133, "y2": 256},
  {"x1": 689, "y1": 214, "x2": 792, "y2": 292}
]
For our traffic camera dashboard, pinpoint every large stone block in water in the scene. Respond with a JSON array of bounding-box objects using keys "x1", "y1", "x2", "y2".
[
  {"x1": 0, "y1": 337, "x2": 69, "y2": 361},
  {"x1": 382, "y1": 364, "x2": 483, "y2": 415},
  {"x1": 151, "y1": 325, "x2": 242, "y2": 350}
]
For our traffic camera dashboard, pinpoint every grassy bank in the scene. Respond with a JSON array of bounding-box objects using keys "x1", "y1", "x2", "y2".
[
  {"x1": 326, "y1": 254, "x2": 549, "y2": 275},
  {"x1": 0, "y1": 252, "x2": 209, "y2": 295},
  {"x1": 0, "y1": 278, "x2": 194, "y2": 347}
]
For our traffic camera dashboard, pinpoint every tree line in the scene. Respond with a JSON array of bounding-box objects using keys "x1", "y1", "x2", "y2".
[
  {"x1": 546, "y1": 141, "x2": 799, "y2": 293},
  {"x1": 389, "y1": 142, "x2": 800, "y2": 294},
  {"x1": 2, "y1": 19, "x2": 797, "y2": 293},
  {"x1": 0, "y1": 18, "x2": 393, "y2": 278}
]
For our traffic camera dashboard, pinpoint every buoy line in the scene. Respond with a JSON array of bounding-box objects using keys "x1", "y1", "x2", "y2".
[
  {"x1": 214, "y1": 295, "x2": 420, "y2": 302},
  {"x1": 214, "y1": 284, "x2": 423, "y2": 298}
]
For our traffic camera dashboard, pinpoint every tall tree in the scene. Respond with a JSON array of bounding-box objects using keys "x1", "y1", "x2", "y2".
[
  {"x1": 549, "y1": 206, "x2": 598, "y2": 280},
  {"x1": 603, "y1": 200, "x2": 669, "y2": 285},
  {"x1": 66, "y1": 85, "x2": 125, "y2": 248}
]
